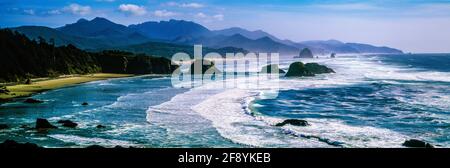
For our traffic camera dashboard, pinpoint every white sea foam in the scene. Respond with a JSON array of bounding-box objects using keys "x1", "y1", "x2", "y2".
[
  {"x1": 49, "y1": 134, "x2": 137, "y2": 147},
  {"x1": 146, "y1": 55, "x2": 449, "y2": 147}
]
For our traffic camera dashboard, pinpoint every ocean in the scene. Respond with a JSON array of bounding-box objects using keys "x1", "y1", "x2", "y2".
[{"x1": 1, "y1": 54, "x2": 449, "y2": 148}]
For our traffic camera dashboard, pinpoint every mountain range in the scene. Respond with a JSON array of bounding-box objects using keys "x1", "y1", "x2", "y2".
[{"x1": 9, "y1": 17, "x2": 403, "y2": 57}]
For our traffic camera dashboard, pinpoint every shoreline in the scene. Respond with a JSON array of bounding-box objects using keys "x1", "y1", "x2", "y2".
[{"x1": 0, "y1": 73, "x2": 135, "y2": 102}]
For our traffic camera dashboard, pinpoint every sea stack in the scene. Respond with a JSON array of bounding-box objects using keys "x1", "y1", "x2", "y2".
[
  {"x1": 285, "y1": 62, "x2": 335, "y2": 77},
  {"x1": 330, "y1": 53, "x2": 336, "y2": 58},
  {"x1": 298, "y1": 48, "x2": 314, "y2": 58}
]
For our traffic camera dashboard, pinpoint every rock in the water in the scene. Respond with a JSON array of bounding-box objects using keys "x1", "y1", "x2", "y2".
[
  {"x1": 276, "y1": 119, "x2": 310, "y2": 127},
  {"x1": 24, "y1": 98, "x2": 44, "y2": 104},
  {"x1": 82, "y1": 102, "x2": 89, "y2": 106},
  {"x1": 35, "y1": 118, "x2": 57, "y2": 129},
  {"x1": 0, "y1": 140, "x2": 41, "y2": 149},
  {"x1": 0, "y1": 124, "x2": 8, "y2": 130},
  {"x1": 330, "y1": 53, "x2": 336, "y2": 58},
  {"x1": 304, "y1": 63, "x2": 335, "y2": 74},
  {"x1": 96, "y1": 125, "x2": 106, "y2": 129},
  {"x1": 298, "y1": 48, "x2": 314, "y2": 58},
  {"x1": 285, "y1": 62, "x2": 335, "y2": 77},
  {"x1": 260, "y1": 64, "x2": 286, "y2": 74},
  {"x1": 402, "y1": 139, "x2": 434, "y2": 148},
  {"x1": 57, "y1": 120, "x2": 78, "y2": 128},
  {"x1": 285, "y1": 62, "x2": 314, "y2": 77}
]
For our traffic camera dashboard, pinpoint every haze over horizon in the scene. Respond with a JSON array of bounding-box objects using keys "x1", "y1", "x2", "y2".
[{"x1": 1, "y1": 0, "x2": 450, "y2": 53}]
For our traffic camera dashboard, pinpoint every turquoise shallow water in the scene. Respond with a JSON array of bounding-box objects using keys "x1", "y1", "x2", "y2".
[
  {"x1": 0, "y1": 76, "x2": 238, "y2": 147},
  {"x1": 1, "y1": 54, "x2": 450, "y2": 148}
]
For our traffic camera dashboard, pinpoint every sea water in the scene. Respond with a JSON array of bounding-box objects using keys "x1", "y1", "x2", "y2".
[{"x1": 1, "y1": 54, "x2": 449, "y2": 148}]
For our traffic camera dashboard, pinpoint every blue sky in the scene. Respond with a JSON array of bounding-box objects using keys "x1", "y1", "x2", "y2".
[{"x1": 1, "y1": 0, "x2": 450, "y2": 53}]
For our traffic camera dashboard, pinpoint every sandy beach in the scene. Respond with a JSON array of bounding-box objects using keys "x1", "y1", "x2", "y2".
[{"x1": 0, "y1": 73, "x2": 134, "y2": 101}]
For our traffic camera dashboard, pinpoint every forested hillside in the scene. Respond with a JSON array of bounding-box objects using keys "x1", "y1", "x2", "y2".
[{"x1": 0, "y1": 29, "x2": 177, "y2": 83}]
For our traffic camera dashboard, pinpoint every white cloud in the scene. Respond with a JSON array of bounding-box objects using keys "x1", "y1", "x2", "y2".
[
  {"x1": 196, "y1": 12, "x2": 207, "y2": 18},
  {"x1": 23, "y1": 9, "x2": 35, "y2": 15},
  {"x1": 63, "y1": 3, "x2": 92, "y2": 15},
  {"x1": 153, "y1": 10, "x2": 177, "y2": 17},
  {"x1": 164, "y1": 2, "x2": 204, "y2": 8},
  {"x1": 118, "y1": 4, "x2": 147, "y2": 16},
  {"x1": 195, "y1": 13, "x2": 224, "y2": 22},
  {"x1": 213, "y1": 14, "x2": 224, "y2": 21}
]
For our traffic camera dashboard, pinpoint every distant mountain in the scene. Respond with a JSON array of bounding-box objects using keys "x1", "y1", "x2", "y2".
[
  {"x1": 297, "y1": 40, "x2": 403, "y2": 55},
  {"x1": 129, "y1": 19, "x2": 210, "y2": 40},
  {"x1": 212, "y1": 27, "x2": 298, "y2": 46},
  {"x1": 12, "y1": 26, "x2": 111, "y2": 49},
  {"x1": 345, "y1": 43, "x2": 403, "y2": 54},
  {"x1": 111, "y1": 41, "x2": 248, "y2": 59},
  {"x1": 9, "y1": 17, "x2": 403, "y2": 55},
  {"x1": 57, "y1": 17, "x2": 150, "y2": 46},
  {"x1": 174, "y1": 33, "x2": 299, "y2": 54}
]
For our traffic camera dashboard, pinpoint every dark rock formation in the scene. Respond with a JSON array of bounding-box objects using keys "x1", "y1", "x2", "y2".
[
  {"x1": 298, "y1": 48, "x2": 314, "y2": 58},
  {"x1": 24, "y1": 98, "x2": 44, "y2": 104},
  {"x1": 57, "y1": 120, "x2": 78, "y2": 128},
  {"x1": 285, "y1": 62, "x2": 314, "y2": 77},
  {"x1": 330, "y1": 53, "x2": 336, "y2": 58},
  {"x1": 402, "y1": 139, "x2": 434, "y2": 148},
  {"x1": 304, "y1": 63, "x2": 335, "y2": 74},
  {"x1": 260, "y1": 64, "x2": 285, "y2": 74},
  {"x1": 25, "y1": 78, "x2": 32, "y2": 84},
  {"x1": 276, "y1": 119, "x2": 310, "y2": 127},
  {"x1": 82, "y1": 102, "x2": 89, "y2": 106},
  {"x1": 35, "y1": 118, "x2": 57, "y2": 129},
  {"x1": 285, "y1": 62, "x2": 334, "y2": 77},
  {"x1": 0, "y1": 124, "x2": 8, "y2": 130},
  {"x1": 0, "y1": 86, "x2": 10, "y2": 94},
  {"x1": 0, "y1": 140, "x2": 41, "y2": 149},
  {"x1": 96, "y1": 125, "x2": 106, "y2": 129}
]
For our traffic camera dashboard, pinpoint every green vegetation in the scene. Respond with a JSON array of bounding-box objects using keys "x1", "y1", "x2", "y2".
[
  {"x1": 285, "y1": 62, "x2": 334, "y2": 77},
  {"x1": 0, "y1": 29, "x2": 177, "y2": 83}
]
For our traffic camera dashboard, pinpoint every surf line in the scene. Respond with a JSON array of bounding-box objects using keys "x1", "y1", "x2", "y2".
[{"x1": 178, "y1": 152, "x2": 213, "y2": 166}]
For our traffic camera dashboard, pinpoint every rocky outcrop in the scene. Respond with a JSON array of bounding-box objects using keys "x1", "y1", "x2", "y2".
[
  {"x1": 402, "y1": 139, "x2": 434, "y2": 148},
  {"x1": 24, "y1": 98, "x2": 44, "y2": 104},
  {"x1": 0, "y1": 140, "x2": 41, "y2": 149},
  {"x1": 260, "y1": 64, "x2": 286, "y2": 74},
  {"x1": 35, "y1": 118, "x2": 57, "y2": 129},
  {"x1": 285, "y1": 62, "x2": 335, "y2": 77},
  {"x1": 298, "y1": 48, "x2": 314, "y2": 58},
  {"x1": 276, "y1": 119, "x2": 310, "y2": 127},
  {"x1": 330, "y1": 53, "x2": 336, "y2": 58},
  {"x1": 96, "y1": 125, "x2": 106, "y2": 129},
  {"x1": 57, "y1": 120, "x2": 78, "y2": 128},
  {"x1": 305, "y1": 63, "x2": 335, "y2": 74}
]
